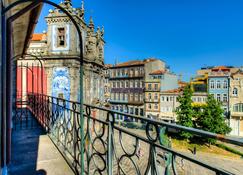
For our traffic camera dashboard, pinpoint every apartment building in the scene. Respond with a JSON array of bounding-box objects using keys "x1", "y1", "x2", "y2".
[
  {"x1": 160, "y1": 88, "x2": 207, "y2": 121},
  {"x1": 229, "y1": 69, "x2": 243, "y2": 136},
  {"x1": 109, "y1": 58, "x2": 165, "y2": 120},
  {"x1": 145, "y1": 70, "x2": 178, "y2": 120},
  {"x1": 208, "y1": 67, "x2": 230, "y2": 116}
]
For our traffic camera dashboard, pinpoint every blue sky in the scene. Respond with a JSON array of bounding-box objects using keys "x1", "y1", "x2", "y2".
[{"x1": 35, "y1": 0, "x2": 243, "y2": 81}]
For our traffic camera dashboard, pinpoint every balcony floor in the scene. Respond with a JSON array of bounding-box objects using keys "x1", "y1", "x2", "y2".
[{"x1": 9, "y1": 120, "x2": 74, "y2": 175}]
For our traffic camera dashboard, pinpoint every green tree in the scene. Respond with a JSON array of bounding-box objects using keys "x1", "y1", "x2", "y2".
[
  {"x1": 175, "y1": 85, "x2": 194, "y2": 140},
  {"x1": 196, "y1": 94, "x2": 232, "y2": 144}
]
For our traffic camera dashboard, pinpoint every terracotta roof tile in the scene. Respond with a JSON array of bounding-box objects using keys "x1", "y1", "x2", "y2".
[
  {"x1": 31, "y1": 33, "x2": 46, "y2": 41},
  {"x1": 212, "y1": 66, "x2": 230, "y2": 71},
  {"x1": 162, "y1": 87, "x2": 184, "y2": 93},
  {"x1": 113, "y1": 58, "x2": 158, "y2": 68},
  {"x1": 149, "y1": 70, "x2": 166, "y2": 75}
]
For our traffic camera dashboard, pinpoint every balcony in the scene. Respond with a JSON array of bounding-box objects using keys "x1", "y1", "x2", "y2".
[
  {"x1": 10, "y1": 93, "x2": 243, "y2": 175},
  {"x1": 109, "y1": 73, "x2": 145, "y2": 79}
]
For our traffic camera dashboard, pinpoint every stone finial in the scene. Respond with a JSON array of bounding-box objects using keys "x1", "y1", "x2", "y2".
[
  {"x1": 89, "y1": 16, "x2": 94, "y2": 31},
  {"x1": 101, "y1": 26, "x2": 105, "y2": 36},
  {"x1": 80, "y1": 0, "x2": 85, "y2": 18}
]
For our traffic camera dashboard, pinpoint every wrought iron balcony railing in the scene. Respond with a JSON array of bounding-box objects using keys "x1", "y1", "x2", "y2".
[{"x1": 25, "y1": 93, "x2": 242, "y2": 175}]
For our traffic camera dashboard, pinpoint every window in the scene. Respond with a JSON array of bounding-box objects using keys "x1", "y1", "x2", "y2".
[
  {"x1": 57, "y1": 27, "x2": 66, "y2": 47},
  {"x1": 140, "y1": 109, "x2": 144, "y2": 116},
  {"x1": 155, "y1": 84, "x2": 158, "y2": 90},
  {"x1": 135, "y1": 108, "x2": 139, "y2": 115},
  {"x1": 130, "y1": 93, "x2": 134, "y2": 101},
  {"x1": 216, "y1": 94, "x2": 221, "y2": 102},
  {"x1": 135, "y1": 81, "x2": 139, "y2": 88},
  {"x1": 216, "y1": 80, "x2": 221, "y2": 89},
  {"x1": 148, "y1": 93, "x2": 152, "y2": 100},
  {"x1": 148, "y1": 104, "x2": 152, "y2": 109},
  {"x1": 125, "y1": 93, "x2": 128, "y2": 101},
  {"x1": 122, "y1": 69, "x2": 125, "y2": 76},
  {"x1": 166, "y1": 96, "x2": 169, "y2": 102},
  {"x1": 223, "y1": 94, "x2": 228, "y2": 102},
  {"x1": 130, "y1": 107, "x2": 134, "y2": 114},
  {"x1": 126, "y1": 81, "x2": 129, "y2": 88},
  {"x1": 161, "y1": 96, "x2": 165, "y2": 101},
  {"x1": 130, "y1": 81, "x2": 133, "y2": 88},
  {"x1": 210, "y1": 80, "x2": 215, "y2": 89},
  {"x1": 170, "y1": 96, "x2": 173, "y2": 101},
  {"x1": 155, "y1": 93, "x2": 158, "y2": 100},
  {"x1": 120, "y1": 106, "x2": 123, "y2": 112},
  {"x1": 233, "y1": 103, "x2": 243, "y2": 112},
  {"x1": 117, "y1": 82, "x2": 120, "y2": 88},
  {"x1": 223, "y1": 80, "x2": 228, "y2": 89},
  {"x1": 198, "y1": 97, "x2": 201, "y2": 102},
  {"x1": 154, "y1": 104, "x2": 158, "y2": 110},
  {"x1": 122, "y1": 93, "x2": 125, "y2": 101},
  {"x1": 148, "y1": 84, "x2": 152, "y2": 90},
  {"x1": 233, "y1": 88, "x2": 238, "y2": 96},
  {"x1": 121, "y1": 81, "x2": 125, "y2": 88},
  {"x1": 135, "y1": 93, "x2": 139, "y2": 101},
  {"x1": 140, "y1": 81, "x2": 144, "y2": 88}
]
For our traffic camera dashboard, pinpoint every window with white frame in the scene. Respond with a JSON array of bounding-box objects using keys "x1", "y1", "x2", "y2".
[
  {"x1": 148, "y1": 83, "x2": 152, "y2": 90},
  {"x1": 154, "y1": 104, "x2": 158, "y2": 110},
  {"x1": 161, "y1": 96, "x2": 165, "y2": 101},
  {"x1": 148, "y1": 93, "x2": 152, "y2": 101},
  {"x1": 210, "y1": 80, "x2": 215, "y2": 89},
  {"x1": 233, "y1": 88, "x2": 238, "y2": 96},
  {"x1": 135, "y1": 81, "x2": 139, "y2": 88},
  {"x1": 216, "y1": 94, "x2": 221, "y2": 102},
  {"x1": 126, "y1": 81, "x2": 129, "y2": 88},
  {"x1": 154, "y1": 93, "x2": 158, "y2": 100},
  {"x1": 125, "y1": 93, "x2": 128, "y2": 101},
  {"x1": 155, "y1": 84, "x2": 158, "y2": 90},
  {"x1": 233, "y1": 103, "x2": 243, "y2": 112},
  {"x1": 216, "y1": 80, "x2": 221, "y2": 89},
  {"x1": 223, "y1": 80, "x2": 228, "y2": 89},
  {"x1": 130, "y1": 81, "x2": 133, "y2": 88},
  {"x1": 223, "y1": 94, "x2": 228, "y2": 102}
]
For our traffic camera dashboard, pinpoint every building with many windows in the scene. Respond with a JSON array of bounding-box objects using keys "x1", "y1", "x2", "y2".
[
  {"x1": 145, "y1": 70, "x2": 178, "y2": 120},
  {"x1": 229, "y1": 69, "x2": 243, "y2": 136},
  {"x1": 109, "y1": 58, "x2": 165, "y2": 120},
  {"x1": 160, "y1": 88, "x2": 207, "y2": 121},
  {"x1": 208, "y1": 66, "x2": 230, "y2": 117}
]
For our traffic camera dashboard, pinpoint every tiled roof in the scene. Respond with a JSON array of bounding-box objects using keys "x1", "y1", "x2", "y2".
[
  {"x1": 212, "y1": 66, "x2": 230, "y2": 71},
  {"x1": 113, "y1": 58, "x2": 157, "y2": 68},
  {"x1": 105, "y1": 64, "x2": 113, "y2": 68},
  {"x1": 31, "y1": 33, "x2": 45, "y2": 41},
  {"x1": 178, "y1": 80, "x2": 188, "y2": 87},
  {"x1": 231, "y1": 69, "x2": 243, "y2": 76},
  {"x1": 149, "y1": 70, "x2": 166, "y2": 75},
  {"x1": 162, "y1": 87, "x2": 184, "y2": 93}
]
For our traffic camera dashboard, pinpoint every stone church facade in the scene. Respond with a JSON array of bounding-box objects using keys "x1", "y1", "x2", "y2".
[{"x1": 25, "y1": 0, "x2": 105, "y2": 105}]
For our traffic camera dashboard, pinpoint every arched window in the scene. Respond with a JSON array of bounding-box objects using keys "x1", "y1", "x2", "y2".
[{"x1": 233, "y1": 88, "x2": 238, "y2": 96}]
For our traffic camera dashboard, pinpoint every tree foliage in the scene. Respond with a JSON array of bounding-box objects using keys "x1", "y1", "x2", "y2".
[
  {"x1": 176, "y1": 87, "x2": 231, "y2": 144},
  {"x1": 196, "y1": 94, "x2": 232, "y2": 143},
  {"x1": 175, "y1": 85, "x2": 194, "y2": 139}
]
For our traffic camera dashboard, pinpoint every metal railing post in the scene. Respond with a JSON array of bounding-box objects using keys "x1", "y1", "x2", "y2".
[{"x1": 107, "y1": 112, "x2": 114, "y2": 175}]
